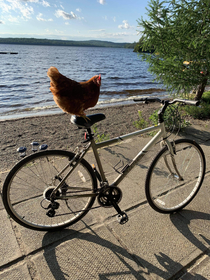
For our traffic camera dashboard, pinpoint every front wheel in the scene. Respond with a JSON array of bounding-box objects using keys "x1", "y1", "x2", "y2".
[
  {"x1": 145, "y1": 139, "x2": 206, "y2": 213},
  {"x1": 2, "y1": 150, "x2": 97, "y2": 231}
]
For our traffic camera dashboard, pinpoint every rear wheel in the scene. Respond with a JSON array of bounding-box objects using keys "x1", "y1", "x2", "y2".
[
  {"x1": 2, "y1": 150, "x2": 97, "y2": 231},
  {"x1": 145, "y1": 139, "x2": 206, "y2": 213}
]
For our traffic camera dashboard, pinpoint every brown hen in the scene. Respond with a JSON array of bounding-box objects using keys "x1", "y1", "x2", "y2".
[{"x1": 47, "y1": 67, "x2": 101, "y2": 118}]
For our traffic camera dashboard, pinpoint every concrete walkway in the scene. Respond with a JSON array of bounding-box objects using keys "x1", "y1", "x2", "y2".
[{"x1": 0, "y1": 122, "x2": 210, "y2": 279}]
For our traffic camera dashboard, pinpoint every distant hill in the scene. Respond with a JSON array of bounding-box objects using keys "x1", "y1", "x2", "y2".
[{"x1": 0, "y1": 37, "x2": 135, "y2": 49}]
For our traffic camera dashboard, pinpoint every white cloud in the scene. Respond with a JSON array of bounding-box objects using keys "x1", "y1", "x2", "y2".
[
  {"x1": 19, "y1": 0, "x2": 39, "y2": 3},
  {"x1": 0, "y1": 0, "x2": 50, "y2": 20},
  {"x1": 76, "y1": 8, "x2": 81, "y2": 12},
  {"x1": 113, "y1": 17, "x2": 116, "y2": 22},
  {"x1": 21, "y1": 6, "x2": 34, "y2": 18},
  {"x1": 0, "y1": 20, "x2": 4, "y2": 24},
  {"x1": 7, "y1": 15, "x2": 19, "y2": 23},
  {"x1": 41, "y1": 0, "x2": 50, "y2": 7},
  {"x1": 20, "y1": 0, "x2": 50, "y2": 6},
  {"x1": 55, "y1": 9, "x2": 77, "y2": 20},
  {"x1": 98, "y1": 0, "x2": 106, "y2": 4},
  {"x1": 1, "y1": 0, "x2": 34, "y2": 19},
  {"x1": 55, "y1": 29, "x2": 64, "y2": 34},
  {"x1": 108, "y1": 32, "x2": 128, "y2": 37},
  {"x1": 87, "y1": 29, "x2": 130, "y2": 39},
  {"x1": 1, "y1": 2, "x2": 12, "y2": 13},
  {"x1": 89, "y1": 29, "x2": 106, "y2": 32},
  {"x1": 118, "y1": 20, "x2": 133, "y2": 29},
  {"x1": 36, "y1": 13, "x2": 52, "y2": 21}
]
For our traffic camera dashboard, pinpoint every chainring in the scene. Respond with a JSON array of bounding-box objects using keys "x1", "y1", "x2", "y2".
[{"x1": 97, "y1": 186, "x2": 122, "y2": 208}]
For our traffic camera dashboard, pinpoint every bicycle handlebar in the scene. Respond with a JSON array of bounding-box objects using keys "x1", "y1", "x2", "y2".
[
  {"x1": 170, "y1": 98, "x2": 200, "y2": 106},
  {"x1": 134, "y1": 97, "x2": 200, "y2": 106}
]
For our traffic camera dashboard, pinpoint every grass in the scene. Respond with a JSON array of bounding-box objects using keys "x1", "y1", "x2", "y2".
[
  {"x1": 184, "y1": 91, "x2": 210, "y2": 119},
  {"x1": 132, "y1": 110, "x2": 149, "y2": 130},
  {"x1": 92, "y1": 124, "x2": 110, "y2": 143}
]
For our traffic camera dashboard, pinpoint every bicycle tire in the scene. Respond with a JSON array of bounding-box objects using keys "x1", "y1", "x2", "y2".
[
  {"x1": 2, "y1": 150, "x2": 97, "y2": 231},
  {"x1": 145, "y1": 139, "x2": 206, "y2": 213}
]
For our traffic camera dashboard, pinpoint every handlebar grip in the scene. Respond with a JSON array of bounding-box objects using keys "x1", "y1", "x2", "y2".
[{"x1": 173, "y1": 99, "x2": 200, "y2": 106}]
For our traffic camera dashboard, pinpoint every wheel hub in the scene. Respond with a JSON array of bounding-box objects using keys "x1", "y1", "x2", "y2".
[{"x1": 43, "y1": 187, "x2": 61, "y2": 201}]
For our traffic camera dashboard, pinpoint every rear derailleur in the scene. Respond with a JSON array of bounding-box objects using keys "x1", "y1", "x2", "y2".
[
  {"x1": 97, "y1": 185, "x2": 128, "y2": 224},
  {"x1": 41, "y1": 186, "x2": 62, "y2": 218},
  {"x1": 46, "y1": 201, "x2": 60, "y2": 218}
]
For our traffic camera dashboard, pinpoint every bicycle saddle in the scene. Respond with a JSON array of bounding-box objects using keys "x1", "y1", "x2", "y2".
[{"x1": 71, "y1": 113, "x2": 106, "y2": 128}]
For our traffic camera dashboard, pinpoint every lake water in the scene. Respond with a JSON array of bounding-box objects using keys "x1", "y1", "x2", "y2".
[{"x1": 0, "y1": 44, "x2": 166, "y2": 120}]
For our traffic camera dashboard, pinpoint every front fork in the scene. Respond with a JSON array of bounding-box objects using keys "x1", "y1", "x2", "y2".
[{"x1": 161, "y1": 140, "x2": 183, "y2": 181}]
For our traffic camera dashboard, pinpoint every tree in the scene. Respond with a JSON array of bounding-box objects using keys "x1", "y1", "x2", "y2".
[{"x1": 137, "y1": 0, "x2": 210, "y2": 100}]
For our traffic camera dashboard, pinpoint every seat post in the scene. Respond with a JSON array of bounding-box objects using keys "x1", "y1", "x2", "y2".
[
  {"x1": 86, "y1": 128, "x2": 92, "y2": 138},
  {"x1": 87, "y1": 127, "x2": 107, "y2": 183}
]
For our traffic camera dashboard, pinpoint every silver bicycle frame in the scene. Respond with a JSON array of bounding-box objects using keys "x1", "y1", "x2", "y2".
[
  {"x1": 53, "y1": 123, "x2": 173, "y2": 199},
  {"x1": 91, "y1": 122, "x2": 170, "y2": 187},
  {"x1": 52, "y1": 122, "x2": 170, "y2": 197}
]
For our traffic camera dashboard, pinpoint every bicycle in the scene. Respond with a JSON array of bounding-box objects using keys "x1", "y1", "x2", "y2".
[{"x1": 2, "y1": 98, "x2": 206, "y2": 231}]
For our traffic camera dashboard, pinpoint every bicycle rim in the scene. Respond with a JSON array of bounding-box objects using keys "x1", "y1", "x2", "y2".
[
  {"x1": 3, "y1": 150, "x2": 97, "y2": 231},
  {"x1": 145, "y1": 139, "x2": 206, "y2": 213}
]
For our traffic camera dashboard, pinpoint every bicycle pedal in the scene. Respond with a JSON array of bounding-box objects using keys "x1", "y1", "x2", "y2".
[{"x1": 117, "y1": 212, "x2": 128, "y2": 225}]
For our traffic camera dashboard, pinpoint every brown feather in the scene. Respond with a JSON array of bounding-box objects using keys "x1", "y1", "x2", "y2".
[{"x1": 47, "y1": 67, "x2": 101, "y2": 116}]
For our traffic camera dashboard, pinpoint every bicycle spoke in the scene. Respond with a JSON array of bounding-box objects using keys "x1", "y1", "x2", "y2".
[{"x1": 146, "y1": 139, "x2": 205, "y2": 213}]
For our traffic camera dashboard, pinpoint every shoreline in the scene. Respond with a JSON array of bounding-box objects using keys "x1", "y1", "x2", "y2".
[
  {"x1": 0, "y1": 89, "x2": 168, "y2": 122},
  {"x1": 0, "y1": 95, "x2": 164, "y2": 122}
]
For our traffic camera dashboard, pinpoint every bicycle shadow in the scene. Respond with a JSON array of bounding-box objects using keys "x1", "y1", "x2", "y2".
[
  {"x1": 169, "y1": 209, "x2": 210, "y2": 277},
  {"x1": 101, "y1": 140, "x2": 157, "y2": 172},
  {"x1": 41, "y1": 220, "x2": 207, "y2": 279},
  {"x1": 170, "y1": 209, "x2": 210, "y2": 249}
]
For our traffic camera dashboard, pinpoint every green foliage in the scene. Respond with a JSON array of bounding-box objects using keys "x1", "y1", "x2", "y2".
[
  {"x1": 137, "y1": 0, "x2": 210, "y2": 98},
  {"x1": 132, "y1": 106, "x2": 190, "y2": 136},
  {"x1": 184, "y1": 91, "x2": 210, "y2": 119},
  {"x1": 133, "y1": 110, "x2": 149, "y2": 129},
  {"x1": 92, "y1": 125, "x2": 110, "y2": 143},
  {"x1": 201, "y1": 91, "x2": 210, "y2": 104},
  {"x1": 149, "y1": 105, "x2": 191, "y2": 131},
  {"x1": 125, "y1": 42, "x2": 138, "y2": 49}
]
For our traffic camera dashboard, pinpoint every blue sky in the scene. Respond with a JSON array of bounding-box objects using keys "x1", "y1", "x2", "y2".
[{"x1": 0, "y1": 0, "x2": 149, "y2": 42}]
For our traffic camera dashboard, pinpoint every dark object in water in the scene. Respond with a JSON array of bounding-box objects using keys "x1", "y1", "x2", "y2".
[{"x1": 0, "y1": 52, "x2": 18, "y2": 54}]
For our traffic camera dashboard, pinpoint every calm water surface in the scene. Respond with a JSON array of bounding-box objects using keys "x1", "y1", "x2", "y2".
[{"x1": 0, "y1": 44, "x2": 166, "y2": 119}]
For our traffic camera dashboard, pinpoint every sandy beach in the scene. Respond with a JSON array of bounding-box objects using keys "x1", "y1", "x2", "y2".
[
  {"x1": 0, "y1": 103, "x2": 163, "y2": 172},
  {"x1": 1, "y1": 100, "x2": 207, "y2": 175}
]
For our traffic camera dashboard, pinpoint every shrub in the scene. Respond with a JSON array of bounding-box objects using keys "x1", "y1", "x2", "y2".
[
  {"x1": 149, "y1": 104, "x2": 191, "y2": 132},
  {"x1": 184, "y1": 91, "x2": 210, "y2": 119}
]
